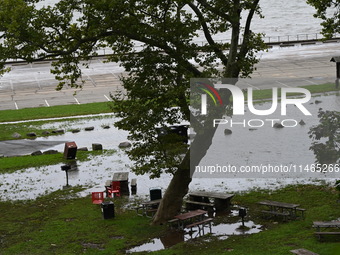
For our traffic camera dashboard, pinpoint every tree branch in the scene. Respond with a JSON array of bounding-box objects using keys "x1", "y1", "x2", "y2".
[
  {"x1": 188, "y1": 2, "x2": 229, "y2": 66},
  {"x1": 239, "y1": 0, "x2": 260, "y2": 59}
]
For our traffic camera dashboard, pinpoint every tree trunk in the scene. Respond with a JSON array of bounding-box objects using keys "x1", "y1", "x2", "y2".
[
  {"x1": 152, "y1": 87, "x2": 232, "y2": 225},
  {"x1": 152, "y1": 153, "x2": 191, "y2": 225}
]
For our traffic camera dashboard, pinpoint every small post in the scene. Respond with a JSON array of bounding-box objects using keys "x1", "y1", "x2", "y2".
[
  {"x1": 61, "y1": 165, "x2": 71, "y2": 187},
  {"x1": 238, "y1": 208, "x2": 247, "y2": 227}
]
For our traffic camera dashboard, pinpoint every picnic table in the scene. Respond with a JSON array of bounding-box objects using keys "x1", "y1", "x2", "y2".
[
  {"x1": 112, "y1": 172, "x2": 129, "y2": 181},
  {"x1": 187, "y1": 191, "x2": 234, "y2": 212},
  {"x1": 173, "y1": 209, "x2": 207, "y2": 229},
  {"x1": 136, "y1": 199, "x2": 162, "y2": 218},
  {"x1": 112, "y1": 172, "x2": 130, "y2": 196},
  {"x1": 172, "y1": 209, "x2": 212, "y2": 236},
  {"x1": 313, "y1": 221, "x2": 340, "y2": 240},
  {"x1": 257, "y1": 200, "x2": 303, "y2": 220}
]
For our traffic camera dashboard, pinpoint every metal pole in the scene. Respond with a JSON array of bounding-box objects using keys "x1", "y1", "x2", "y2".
[{"x1": 65, "y1": 169, "x2": 69, "y2": 186}]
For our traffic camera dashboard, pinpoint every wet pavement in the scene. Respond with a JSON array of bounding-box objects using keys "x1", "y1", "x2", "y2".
[{"x1": 0, "y1": 42, "x2": 339, "y2": 110}]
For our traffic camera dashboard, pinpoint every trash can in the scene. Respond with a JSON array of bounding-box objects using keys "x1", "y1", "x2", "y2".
[
  {"x1": 64, "y1": 142, "x2": 77, "y2": 159},
  {"x1": 149, "y1": 188, "x2": 162, "y2": 201},
  {"x1": 101, "y1": 201, "x2": 115, "y2": 219},
  {"x1": 238, "y1": 208, "x2": 247, "y2": 217}
]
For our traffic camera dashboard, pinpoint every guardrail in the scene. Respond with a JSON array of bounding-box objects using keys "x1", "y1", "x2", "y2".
[{"x1": 4, "y1": 32, "x2": 340, "y2": 63}]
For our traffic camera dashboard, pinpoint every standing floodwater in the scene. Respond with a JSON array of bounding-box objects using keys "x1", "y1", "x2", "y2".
[{"x1": 0, "y1": 93, "x2": 338, "y2": 201}]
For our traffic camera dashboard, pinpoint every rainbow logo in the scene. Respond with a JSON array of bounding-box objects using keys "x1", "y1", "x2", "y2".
[{"x1": 196, "y1": 82, "x2": 223, "y2": 106}]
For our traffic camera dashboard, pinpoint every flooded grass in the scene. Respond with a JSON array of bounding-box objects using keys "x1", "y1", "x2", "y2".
[
  {"x1": 0, "y1": 113, "x2": 116, "y2": 141},
  {"x1": 0, "y1": 150, "x2": 115, "y2": 173},
  {"x1": 1, "y1": 184, "x2": 339, "y2": 254}
]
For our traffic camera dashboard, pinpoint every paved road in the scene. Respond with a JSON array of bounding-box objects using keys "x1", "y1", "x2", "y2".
[{"x1": 0, "y1": 41, "x2": 339, "y2": 111}]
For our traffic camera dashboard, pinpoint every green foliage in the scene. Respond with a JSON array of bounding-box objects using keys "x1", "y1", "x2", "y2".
[
  {"x1": 309, "y1": 109, "x2": 340, "y2": 164},
  {"x1": 108, "y1": 0, "x2": 266, "y2": 177},
  {"x1": 336, "y1": 180, "x2": 340, "y2": 199},
  {"x1": 307, "y1": 0, "x2": 340, "y2": 38}
]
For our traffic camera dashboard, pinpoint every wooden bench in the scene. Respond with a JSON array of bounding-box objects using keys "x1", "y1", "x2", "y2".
[
  {"x1": 314, "y1": 231, "x2": 340, "y2": 240},
  {"x1": 135, "y1": 199, "x2": 161, "y2": 218},
  {"x1": 145, "y1": 208, "x2": 158, "y2": 218},
  {"x1": 296, "y1": 208, "x2": 306, "y2": 217},
  {"x1": 185, "y1": 200, "x2": 214, "y2": 211},
  {"x1": 261, "y1": 210, "x2": 290, "y2": 220},
  {"x1": 290, "y1": 248, "x2": 319, "y2": 255},
  {"x1": 168, "y1": 218, "x2": 179, "y2": 229},
  {"x1": 188, "y1": 191, "x2": 234, "y2": 212},
  {"x1": 135, "y1": 206, "x2": 144, "y2": 216},
  {"x1": 185, "y1": 218, "x2": 213, "y2": 233},
  {"x1": 136, "y1": 208, "x2": 156, "y2": 218}
]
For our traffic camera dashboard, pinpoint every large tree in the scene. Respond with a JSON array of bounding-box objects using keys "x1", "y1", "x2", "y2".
[
  {"x1": 0, "y1": 0, "x2": 266, "y2": 224},
  {"x1": 307, "y1": 0, "x2": 340, "y2": 38}
]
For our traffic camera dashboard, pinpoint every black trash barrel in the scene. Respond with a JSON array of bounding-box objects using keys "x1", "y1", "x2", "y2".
[
  {"x1": 149, "y1": 188, "x2": 162, "y2": 201},
  {"x1": 239, "y1": 208, "x2": 247, "y2": 217},
  {"x1": 101, "y1": 201, "x2": 115, "y2": 219},
  {"x1": 64, "y1": 142, "x2": 77, "y2": 159}
]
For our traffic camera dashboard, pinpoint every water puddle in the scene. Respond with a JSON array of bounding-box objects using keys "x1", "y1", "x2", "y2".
[{"x1": 127, "y1": 220, "x2": 262, "y2": 253}]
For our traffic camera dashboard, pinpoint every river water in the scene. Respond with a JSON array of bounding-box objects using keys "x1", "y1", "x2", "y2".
[{"x1": 37, "y1": 0, "x2": 327, "y2": 40}]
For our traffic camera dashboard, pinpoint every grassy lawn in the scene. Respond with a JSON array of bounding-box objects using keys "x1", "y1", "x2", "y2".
[
  {"x1": 0, "y1": 184, "x2": 339, "y2": 254},
  {"x1": 0, "y1": 102, "x2": 113, "y2": 123}
]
